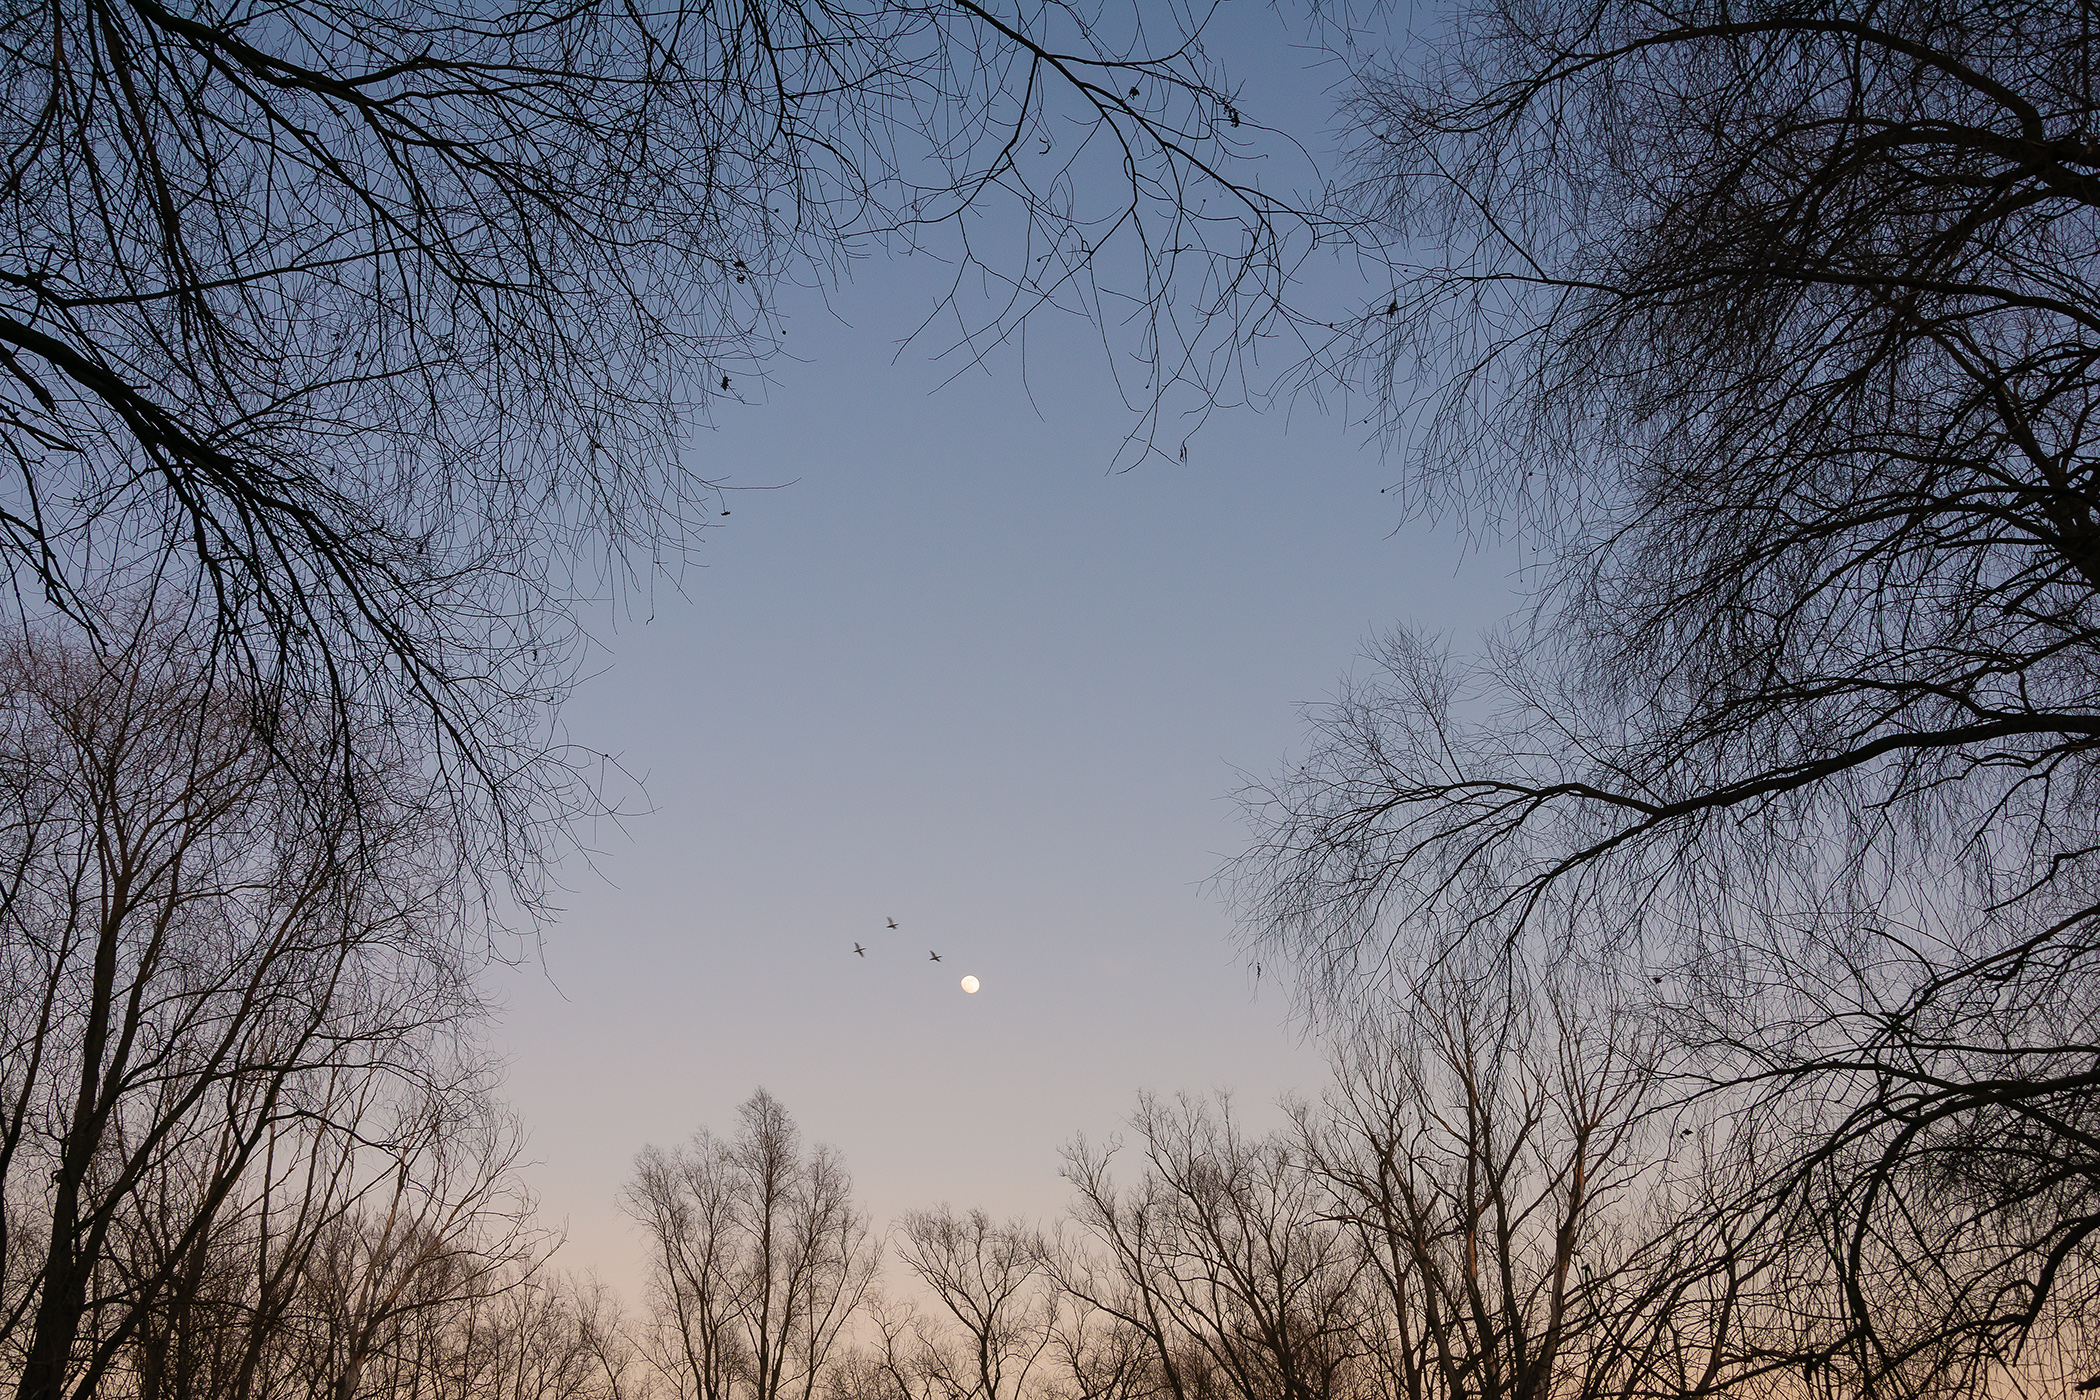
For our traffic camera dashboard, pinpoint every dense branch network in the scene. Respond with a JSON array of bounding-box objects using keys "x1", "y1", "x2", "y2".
[
  {"x1": 1239, "y1": 4, "x2": 2100, "y2": 1392},
  {"x1": 0, "y1": 0, "x2": 1319, "y2": 892}
]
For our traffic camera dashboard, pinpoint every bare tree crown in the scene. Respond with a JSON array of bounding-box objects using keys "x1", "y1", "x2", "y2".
[{"x1": 1240, "y1": 3, "x2": 2100, "y2": 1393}]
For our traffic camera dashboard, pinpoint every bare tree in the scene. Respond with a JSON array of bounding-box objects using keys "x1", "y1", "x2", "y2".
[
  {"x1": 0, "y1": 623, "x2": 487, "y2": 1400},
  {"x1": 1037, "y1": 1306, "x2": 1169, "y2": 1400},
  {"x1": 829, "y1": 1298, "x2": 945, "y2": 1400},
  {"x1": 93, "y1": 1063, "x2": 496, "y2": 1400},
  {"x1": 1049, "y1": 994, "x2": 1833, "y2": 1400},
  {"x1": 1058, "y1": 1094, "x2": 1367, "y2": 1400},
  {"x1": 1242, "y1": 3, "x2": 2100, "y2": 1394},
  {"x1": 0, "y1": 0, "x2": 1316, "y2": 884},
  {"x1": 626, "y1": 1090, "x2": 877, "y2": 1400},
  {"x1": 1303, "y1": 966, "x2": 1697, "y2": 1400},
  {"x1": 424, "y1": 1268, "x2": 641, "y2": 1400},
  {"x1": 287, "y1": 1098, "x2": 539, "y2": 1400},
  {"x1": 893, "y1": 1207, "x2": 1056, "y2": 1400}
]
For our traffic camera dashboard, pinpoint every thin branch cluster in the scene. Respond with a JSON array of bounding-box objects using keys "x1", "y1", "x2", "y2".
[
  {"x1": 0, "y1": 0, "x2": 1313, "y2": 894},
  {"x1": 1242, "y1": 4, "x2": 2100, "y2": 1395}
]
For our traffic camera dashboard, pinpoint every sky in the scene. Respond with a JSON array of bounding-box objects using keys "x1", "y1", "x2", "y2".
[{"x1": 481, "y1": 2, "x2": 1516, "y2": 1295}]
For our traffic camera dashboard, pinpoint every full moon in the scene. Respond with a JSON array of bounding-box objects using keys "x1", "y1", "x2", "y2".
[{"x1": 959, "y1": 975, "x2": 981, "y2": 994}]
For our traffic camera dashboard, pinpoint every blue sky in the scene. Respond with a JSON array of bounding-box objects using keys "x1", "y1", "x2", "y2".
[{"x1": 483, "y1": 2, "x2": 1515, "y2": 1292}]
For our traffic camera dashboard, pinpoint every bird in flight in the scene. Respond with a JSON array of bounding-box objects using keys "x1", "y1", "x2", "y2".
[
  {"x1": 854, "y1": 944, "x2": 866, "y2": 958},
  {"x1": 886, "y1": 917, "x2": 899, "y2": 929},
  {"x1": 928, "y1": 951, "x2": 942, "y2": 962}
]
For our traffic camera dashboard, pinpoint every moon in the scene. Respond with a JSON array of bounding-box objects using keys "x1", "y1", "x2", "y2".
[{"x1": 959, "y1": 975, "x2": 981, "y2": 994}]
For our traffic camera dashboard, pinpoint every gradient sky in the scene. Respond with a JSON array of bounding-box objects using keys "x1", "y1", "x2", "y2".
[{"x1": 482, "y1": 3, "x2": 1514, "y2": 1294}]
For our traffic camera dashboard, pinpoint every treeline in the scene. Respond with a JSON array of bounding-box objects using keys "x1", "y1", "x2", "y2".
[
  {"x1": 0, "y1": 620, "x2": 1853, "y2": 1400},
  {"x1": 4, "y1": 617, "x2": 2089, "y2": 1400}
]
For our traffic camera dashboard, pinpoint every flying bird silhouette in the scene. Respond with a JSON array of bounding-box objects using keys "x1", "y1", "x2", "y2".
[
  {"x1": 854, "y1": 943, "x2": 866, "y2": 957},
  {"x1": 928, "y1": 951, "x2": 941, "y2": 962},
  {"x1": 886, "y1": 917, "x2": 898, "y2": 929}
]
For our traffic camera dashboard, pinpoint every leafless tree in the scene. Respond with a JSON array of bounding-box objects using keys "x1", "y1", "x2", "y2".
[
  {"x1": 1036, "y1": 1306, "x2": 1168, "y2": 1400},
  {"x1": 1049, "y1": 987, "x2": 1851, "y2": 1400},
  {"x1": 828, "y1": 1299, "x2": 943, "y2": 1400},
  {"x1": 423, "y1": 1268, "x2": 641, "y2": 1400},
  {"x1": 1057, "y1": 1094, "x2": 1368, "y2": 1400},
  {"x1": 1241, "y1": 3, "x2": 2100, "y2": 1394},
  {"x1": 88, "y1": 1066, "x2": 462, "y2": 1400},
  {"x1": 0, "y1": 0, "x2": 1320, "y2": 887},
  {"x1": 626, "y1": 1090, "x2": 878, "y2": 1400},
  {"x1": 285, "y1": 1098, "x2": 539, "y2": 1400},
  {"x1": 893, "y1": 1207, "x2": 1056, "y2": 1400},
  {"x1": 0, "y1": 622, "x2": 487, "y2": 1400},
  {"x1": 1301, "y1": 965, "x2": 1720, "y2": 1400}
]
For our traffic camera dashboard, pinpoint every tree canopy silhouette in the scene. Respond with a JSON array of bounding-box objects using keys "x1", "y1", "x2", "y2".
[
  {"x1": 1242, "y1": 3, "x2": 2100, "y2": 1392},
  {"x1": 0, "y1": 0, "x2": 1302, "y2": 889}
]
